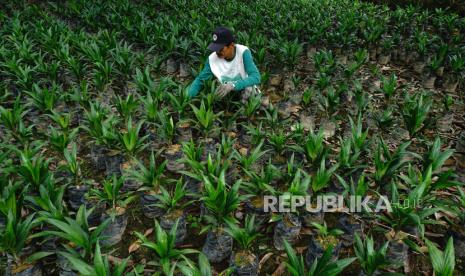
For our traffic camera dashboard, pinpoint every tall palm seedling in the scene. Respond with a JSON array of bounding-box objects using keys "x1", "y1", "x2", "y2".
[
  {"x1": 201, "y1": 170, "x2": 246, "y2": 263},
  {"x1": 134, "y1": 220, "x2": 198, "y2": 274},
  {"x1": 284, "y1": 240, "x2": 355, "y2": 276},
  {"x1": 190, "y1": 99, "x2": 223, "y2": 139},
  {"x1": 225, "y1": 215, "x2": 261, "y2": 275}
]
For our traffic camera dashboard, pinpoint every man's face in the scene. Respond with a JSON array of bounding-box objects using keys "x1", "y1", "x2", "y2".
[{"x1": 216, "y1": 43, "x2": 234, "y2": 59}]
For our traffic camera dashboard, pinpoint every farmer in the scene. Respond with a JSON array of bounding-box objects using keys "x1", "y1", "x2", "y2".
[{"x1": 188, "y1": 26, "x2": 261, "y2": 102}]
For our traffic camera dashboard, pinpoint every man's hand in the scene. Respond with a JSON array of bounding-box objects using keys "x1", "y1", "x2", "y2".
[{"x1": 216, "y1": 82, "x2": 235, "y2": 99}]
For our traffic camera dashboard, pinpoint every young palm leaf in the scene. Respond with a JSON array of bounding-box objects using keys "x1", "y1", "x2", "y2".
[
  {"x1": 201, "y1": 170, "x2": 246, "y2": 230},
  {"x1": 233, "y1": 140, "x2": 269, "y2": 172},
  {"x1": 118, "y1": 117, "x2": 148, "y2": 157},
  {"x1": 134, "y1": 220, "x2": 197, "y2": 273},
  {"x1": 425, "y1": 237, "x2": 455, "y2": 276},
  {"x1": 283, "y1": 240, "x2": 355, "y2": 276},
  {"x1": 312, "y1": 159, "x2": 338, "y2": 193},
  {"x1": 402, "y1": 91, "x2": 432, "y2": 138},
  {"x1": 354, "y1": 234, "x2": 391, "y2": 275},
  {"x1": 178, "y1": 253, "x2": 213, "y2": 276},
  {"x1": 225, "y1": 215, "x2": 260, "y2": 251},
  {"x1": 60, "y1": 242, "x2": 129, "y2": 276}
]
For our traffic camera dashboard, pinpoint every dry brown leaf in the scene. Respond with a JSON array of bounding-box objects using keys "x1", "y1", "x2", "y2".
[
  {"x1": 107, "y1": 255, "x2": 134, "y2": 266},
  {"x1": 271, "y1": 262, "x2": 286, "y2": 276},
  {"x1": 129, "y1": 227, "x2": 154, "y2": 253},
  {"x1": 128, "y1": 241, "x2": 140, "y2": 253},
  {"x1": 258, "y1": 252, "x2": 273, "y2": 271}
]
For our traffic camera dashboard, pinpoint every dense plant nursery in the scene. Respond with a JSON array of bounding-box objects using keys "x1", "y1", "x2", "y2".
[{"x1": 0, "y1": 0, "x2": 464, "y2": 275}]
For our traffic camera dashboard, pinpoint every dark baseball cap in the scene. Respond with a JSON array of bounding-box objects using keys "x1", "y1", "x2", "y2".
[{"x1": 207, "y1": 27, "x2": 235, "y2": 52}]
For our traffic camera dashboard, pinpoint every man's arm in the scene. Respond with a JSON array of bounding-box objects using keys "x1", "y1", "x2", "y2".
[
  {"x1": 188, "y1": 58, "x2": 213, "y2": 97},
  {"x1": 232, "y1": 49, "x2": 261, "y2": 91}
]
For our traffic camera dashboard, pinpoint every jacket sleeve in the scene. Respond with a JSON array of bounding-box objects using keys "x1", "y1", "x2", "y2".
[
  {"x1": 188, "y1": 58, "x2": 213, "y2": 97},
  {"x1": 232, "y1": 49, "x2": 261, "y2": 91}
]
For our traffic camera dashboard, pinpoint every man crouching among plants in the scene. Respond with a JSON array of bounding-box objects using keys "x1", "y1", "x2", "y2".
[{"x1": 188, "y1": 26, "x2": 261, "y2": 103}]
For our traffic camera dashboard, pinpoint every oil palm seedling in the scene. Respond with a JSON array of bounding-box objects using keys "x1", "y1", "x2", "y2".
[
  {"x1": 134, "y1": 219, "x2": 198, "y2": 274},
  {"x1": 242, "y1": 93, "x2": 261, "y2": 119},
  {"x1": 444, "y1": 53, "x2": 464, "y2": 93},
  {"x1": 17, "y1": 148, "x2": 52, "y2": 189},
  {"x1": 314, "y1": 50, "x2": 336, "y2": 75},
  {"x1": 318, "y1": 85, "x2": 338, "y2": 114},
  {"x1": 425, "y1": 237, "x2": 455, "y2": 276},
  {"x1": 349, "y1": 113, "x2": 369, "y2": 153},
  {"x1": 0, "y1": 181, "x2": 19, "y2": 227},
  {"x1": 156, "y1": 108, "x2": 175, "y2": 145},
  {"x1": 83, "y1": 101, "x2": 119, "y2": 148},
  {"x1": 267, "y1": 128, "x2": 293, "y2": 158},
  {"x1": 242, "y1": 122, "x2": 266, "y2": 146},
  {"x1": 93, "y1": 60, "x2": 114, "y2": 91},
  {"x1": 130, "y1": 151, "x2": 167, "y2": 219},
  {"x1": 140, "y1": 90, "x2": 159, "y2": 123},
  {"x1": 337, "y1": 137, "x2": 362, "y2": 173},
  {"x1": 424, "y1": 53, "x2": 442, "y2": 89},
  {"x1": 373, "y1": 106, "x2": 395, "y2": 132},
  {"x1": 353, "y1": 81, "x2": 369, "y2": 114},
  {"x1": 70, "y1": 80, "x2": 91, "y2": 108},
  {"x1": 190, "y1": 99, "x2": 223, "y2": 139},
  {"x1": 273, "y1": 169, "x2": 310, "y2": 250},
  {"x1": 225, "y1": 215, "x2": 261, "y2": 275},
  {"x1": 402, "y1": 91, "x2": 432, "y2": 139},
  {"x1": 305, "y1": 221, "x2": 344, "y2": 267},
  {"x1": 47, "y1": 110, "x2": 73, "y2": 133},
  {"x1": 201, "y1": 170, "x2": 246, "y2": 263},
  {"x1": 292, "y1": 127, "x2": 328, "y2": 166},
  {"x1": 167, "y1": 85, "x2": 191, "y2": 120},
  {"x1": 336, "y1": 173, "x2": 368, "y2": 201},
  {"x1": 0, "y1": 211, "x2": 47, "y2": 275},
  {"x1": 2, "y1": 56, "x2": 36, "y2": 90},
  {"x1": 117, "y1": 117, "x2": 148, "y2": 158},
  {"x1": 279, "y1": 38, "x2": 303, "y2": 69},
  {"x1": 242, "y1": 160, "x2": 279, "y2": 225},
  {"x1": 200, "y1": 148, "x2": 232, "y2": 184},
  {"x1": 48, "y1": 125, "x2": 78, "y2": 153},
  {"x1": 61, "y1": 142, "x2": 91, "y2": 213},
  {"x1": 59, "y1": 242, "x2": 130, "y2": 276},
  {"x1": 380, "y1": 73, "x2": 397, "y2": 100},
  {"x1": 284, "y1": 240, "x2": 355, "y2": 276},
  {"x1": 379, "y1": 182, "x2": 442, "y2": 239},
  {"x1": 90, "y1": 174, "x2": 137, "y2": 246},
  {"x1": 114, "y1": 93, "x2": 140, "y2": 122},
  {"x1": 153, "y1": 178, "x2": 195, "y2": 244},
  {"x1": 302, "y1": 87, "x2": 314, "y2": 107},
  {"x1": 26, "y1": 177, "x2": 66, "y2": 221},
  {"x1": 442, "y1": 94, "x2": 453, "y2": 112},
  {"x1": 26, "y1": 83, "x2": 60, "y2": 114},
  {"x1": 178, "y1": 254, "x2": 214, "y2": 276},
  {"x1": 233, "y1": 140, "x2": 269, "y2": 173},
  {"x1": 219, "y1": 133, "x2": 235, "y2": 158},
  {"x1": 312, "y1": 158, "x2": 338, "y2": 193},
  {"x1": 262, "y1": 103, "x2": 280, "y2": 129},
  {"x1": 373, "y1": 138, "x2": 413, "y2": 186},
  {"x1": 354, "y1": 234, "x2": 391, "y2": 276},
  {"x1": 0, "y1": 95, "x2": 32, "y2": 142},
  {"x1": 33, "y1": 205, "x2": 111, "y2": 263},
  {"x1": 421, "y1": 137, "x2": 453, "y2": 175},
  {"x1": 112, "y1": 40, "x2": 136, "y2": 78},
  {"x1": 178, "y1": 139, "x2": 203, "y2": 179},
  {"x1": 134, "y1": 66, "x2": 158, "y2": 97}
]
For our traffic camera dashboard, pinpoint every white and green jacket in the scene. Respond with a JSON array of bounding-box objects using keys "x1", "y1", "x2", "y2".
[{"x1": 188, "y1": 44, "x2": 261, "y2": 97}]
